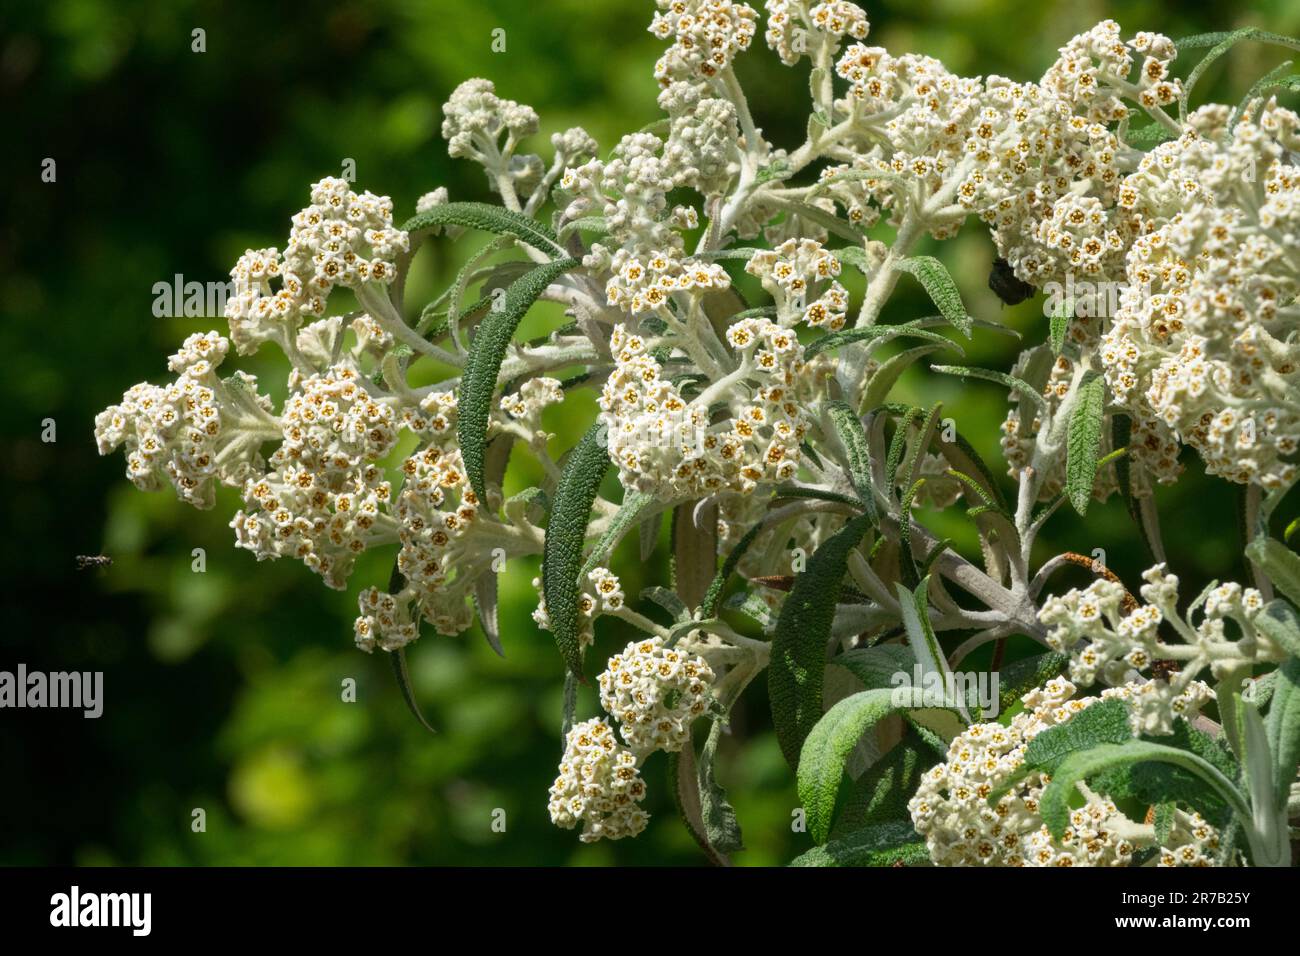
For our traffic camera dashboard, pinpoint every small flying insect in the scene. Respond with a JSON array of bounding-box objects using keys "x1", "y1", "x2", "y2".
[
  {"x1": 75, "y1": 554, "x2": 113, "y2": 571},
  {"x1": 987, "y1": 256, "x2": 1036, "y2": 306}
]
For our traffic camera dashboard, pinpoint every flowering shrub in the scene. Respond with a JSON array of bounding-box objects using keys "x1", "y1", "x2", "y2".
[{"x1": 96, "y1": 5, "x2": 1300, "y2": 866}]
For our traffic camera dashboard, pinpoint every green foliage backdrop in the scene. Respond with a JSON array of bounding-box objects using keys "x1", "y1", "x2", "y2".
[{"x1": 3, "y1": 0, "x2": 1298, "y2": 865}]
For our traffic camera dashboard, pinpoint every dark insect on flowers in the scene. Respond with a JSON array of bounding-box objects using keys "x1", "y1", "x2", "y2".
[{"x1": 988, "y1": 257, "x2": 1036, "y2": 306}]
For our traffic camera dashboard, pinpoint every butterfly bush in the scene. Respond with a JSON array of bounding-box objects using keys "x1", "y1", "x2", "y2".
[{"x1": 97, "y1": 3, "x2": 1300, "y2": 867}]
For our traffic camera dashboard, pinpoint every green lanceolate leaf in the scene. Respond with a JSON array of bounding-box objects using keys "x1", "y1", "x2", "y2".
[
  {"x1": 1254, "y1": 600, "x2": 1300, "y2": 658},
  {"x1": 1153, "y1": 801, "x2": 1177, "y2": 843},
  {"x1": 1266, "y1": 656, "x2": 1300, "y2": 807},
  {"x1": 402, "y1": 201, "x2": 566, "y2": 255},
  {"x1": 893, "y1": 256, "x2": 973, "y2": 338},
  {"x1": 831, "y1": 730, "x2": 939, "y2": 837},
  {"x1": 896, "y1": 577, "x2": 969, "y2": 723},
  {"x1": 541, "y1": 423, "x2": 609, "y2": 678},
  {"x1": 863, "y1": 345, "x2": 948, "y2": 413},
  {"x1": 789, "y1": 821, "x2": 929, "y2": 867},
  {"x1": 832, "y1": 644, "x2": 915, "y2": 690},
  {"x1": 458, "y1": 257, "x2": 579, "y2": 501},
  {"x1": 1229, "y1": 61, "x2": 1300, "y2": 129},
  {"x1": 1179, "y1": 29, "x2": 1300, "y2": 116},
  {"x1": 770, "y1": 513, "x2": 874, "y2": 768},
  {"x1": 826, "y1": 400, "x2": 878, "y2": 524},
  {"x1": 1039, "y1": 741, "x2": 1249, "y2": 840},
  {"x1": 700, "y1": 520, "x2": 765, "y2": 618},
  {"x1": 1022, "y1": 699, "x2": 1132, "y2": 773},
  {"x1": 931, "y1": 365, "x2": 1049, "y2": 422},
  {"x1": 797, "y1": 686, "x2": 930, "y2": 843},
  {"x1": 996, "y1": 652, "x2": 1070, "y2": 713},
  {"x1": 667, "y1": 742, "x2": 729, "y2": 866},
  {"x1": 390, "y1": 646, "x2": 437, "y2": 735},
  {"x1": 772, "y1": 485, "x2": 864, "y2": 509},
  {"x1": 1048, "y1": 295, "x2": 1073, "y2": 354},
  {"x1": 805, "y1": 322, "x2": 959, "y2": 359},
  {"x1": 1246, "y1": 536, "x2": 1300, "y2": 609},
  {"x1": 1066, "y1": 371, "x2": 1107, "y2": 516},
  {"x1": 699, "y1": 718, "x2": 744, "y2": 854}
]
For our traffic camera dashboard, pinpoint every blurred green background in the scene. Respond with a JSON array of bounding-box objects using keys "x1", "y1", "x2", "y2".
[{"x1": 3, "y1": 0, "x2": 1298, "y2": 866}]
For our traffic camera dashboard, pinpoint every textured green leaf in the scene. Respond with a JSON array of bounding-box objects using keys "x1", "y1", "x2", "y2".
[
  {"x1": 1040, "y1": 741, "x2": 1247, "y2": 839},
  {"x1": 772, "y1": 485, "x2": 864, "y2": 509},
  {"x1": 1126, "y1": 123, "x2": 1175, "y2": 147},
  {"x1": 1153, "y1": 801, "x2": 1177, "y2": 843},
  {"x1": 402, "y1": 201, "x2": 565, "y2": 254},
  {"x1": 666, "y1": 744, "x2": 728, "y2": 866},
  {"x1": 996, "y1": 652, "x2": 1070, "y2": 713},
  {"x1": 797, "y1": 686, "x2": 927, "y2": 843},
  {"x1": 1254, "y1": 600, "x2": 1300, "y2": 658},
  {"x1": 831, "y1": 730, "x2": 938, "y2": 837},
  {"x1": 770, "y1": 513, "x2": 874, "y2": 767},
  {"x1": 1023, "y1": 699, "x2": 1132, "y2": 773},
  {"x1": 805, "y1": 322, "x2": 958, "y2": 359},
  {"x1": 1180, "y1": 29, "x2": 1300, "y2": 107},
  {"x1": 558, "y1": 215, "x2": 609, "y2": 241},
  {"x1": 1266, "y1": 656, "x2": 1300, "y2": 807},
  {"x1": 931, "y1": 364, "x2": 1049, "y2": 421},
  {"x1": 832, "y1": 644, "x2": 914, "y2": 690},
  {"x1": 390, "y1": 646, "x2": 437, "y2": 735},
  {"x1": 642, "y1": 586, "x2": 690, "y2": 622},
  {"x1": 700, "y1": 520, "x2": 764, "y2": 619},
  {"x1": 1048, "y1": 296, "x2": 1074, "y2": 354},
  {"x1": 826, "y1": 400, "x2": 879, "y2": 524},
  {"x1": 1093, "y1": 719, "x2": 1239, "y2": 825},
  {"x1": 458, "y1": 257, "x2": 580, "y2": 501},
  {"x1": 894, "y1": 256, "x2": 973, "y2": 337},
  {"x1": 1066, "y1": 371, "x2": 1106, "y2": 516},
  {"x1": 789, "y1": 821, "x2": 929, "y2": 867},
  {"x1": 1230, "y1": 61, "x2": 1299, "y2": 128},
  {"x1": 541, "y1": 423, "x2": 609, "y2": 677},
  {"x1": 699, "y1": 719, "x2": 744, "y2": 854},
  {"x1": 863, "y1": 345, "x2": 947, "y2": 413},
  {"x1": 1246, "y1": 536, "x2": 1300, "y2": 609},
  {"x1": 896, "y1": 578, "x2": 968, "y2": 723}
]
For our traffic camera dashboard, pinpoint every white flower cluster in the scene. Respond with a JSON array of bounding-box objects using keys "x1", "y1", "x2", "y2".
[
  {"x1": 94, "y1": 331, "x2": 277, "y2": 508},
  {"x1": 561, "y1": 132, "x2": 700, "y2": 255},
  {"x1": 600, "y1": 320, "x2": 812, "y2": 497},
  {"x1": 230, "y1": 363, "x2": 398, "y2": 590},
  {"x1": 908, "y1": 677, "x2": 1221, "y2": 866},
  {"x1": 441, "y1": 78, "x2": 539, "y2": 163},
  {"x1": 597, "y1": 637, "x2": 715, "y2": 754},
  {"x1": 764, "y1": 0, "x2": 868, "y2": 67},
  {"x1": 649, "y1": 0, "x2": 758, "y2": 88},
  {"x1": 602, "y1": 249, "x2": 727, "y2": 315},
  {"x1": 1040, "y1": 21, "x2": 1180, "y2": 123},
  {"x1": 659, "y1": 82, "x2": 741, "y2": 196},
  {"x1": 499, "y1": 376, "x2": 564, "y2": 423},
  {"x1": 548, "y1": 718, "x2": 649, "y2": 843},
  {"x1": 744, "y1": 238, "x2": 849, "y2": 330},
  {"x1": 353, "y1": 391, "x2": 511, "y2": 649},
  {"x1": 224, "y1": 178, "x2": 408, "y2": 354},
  {"x1": 531, "y1": 567, "x2": 627, "y2": 651},
  {"x1": 1100, "y1": 101, "x2": 1300, "y2": 489},
  {"x1": 1039, "y1": 563, "x2": 1271, "y2": 735}
]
